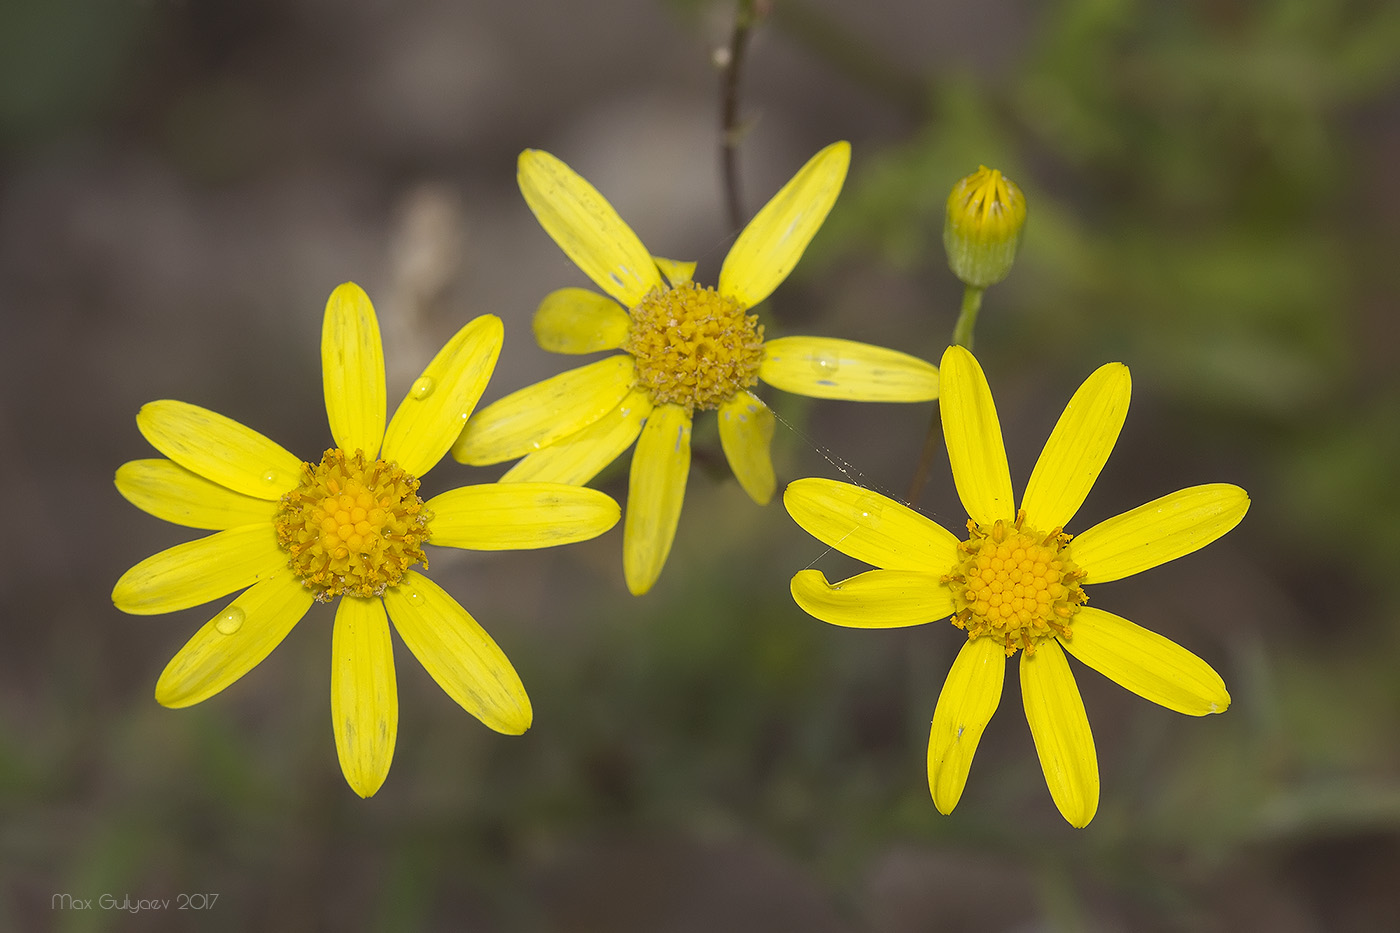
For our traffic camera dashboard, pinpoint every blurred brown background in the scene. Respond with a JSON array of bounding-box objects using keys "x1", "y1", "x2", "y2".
[{"x1": 3, "y1": 0, "x2": 1400, "y2": 930}]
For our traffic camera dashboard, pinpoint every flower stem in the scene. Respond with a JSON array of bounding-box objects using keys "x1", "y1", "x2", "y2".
[
  {"x1": 907, "y1": 285, "x2": 986, "y2": 503},
  {"x1": 951, "y1": 285, "x2": 985, "y2": 350},
  {"x1": 720, "y1": 0, "x2": 763, "y2": 235}
]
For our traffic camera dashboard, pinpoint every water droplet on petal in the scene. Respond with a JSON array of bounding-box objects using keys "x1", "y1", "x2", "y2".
[
  {"x1": 407, "y1": 590, "x2": 422, "y2": 604},
  {"x1": 262, "y1": 470, "x2": 281, "y2": 485},
  {"x1": 530, "y1": 441, "x2": 541, "y2": 450},
  {"x1": 810, "y1": 351, "x2": 841, "y2": 376},
  {"x1": 215, "y1": 607, "x2": 246, "y2": 635},
  {"x1": 411, "y1": 376, "x2": 435, "y2": 400}
]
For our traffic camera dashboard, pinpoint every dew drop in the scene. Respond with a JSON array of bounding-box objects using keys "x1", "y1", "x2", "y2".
[
  {"x1": 215, "y1": 607, "x2": 246, "y2": 635},
  {"x1": 810, "y1": 352, "x2": 841, "y2": 376},
  {"x1": 262, "y1": 469, "x2": 280, "y2": 485},
  {"x1": 411, "y1": 376, "x2": 435, "y2": 400},
  {"x1": 407, "y1": 590, "x2": 423, "y2": 604}
]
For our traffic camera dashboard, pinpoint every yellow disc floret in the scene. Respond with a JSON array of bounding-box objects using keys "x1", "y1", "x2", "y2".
[
  {"x1": 275, "y1": 448, "x2": 430, "y2": 601},
  {"x1": 942, "y1": 510, "x2": 1087, "y2": 656},
  {"x1": 623, "y1": 281, "x2": 765, "y2": 413}
]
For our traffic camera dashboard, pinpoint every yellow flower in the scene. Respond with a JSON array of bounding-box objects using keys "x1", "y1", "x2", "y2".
[
  {"x1": 113, "y1": 283, "x2": 620, "y2": 797},
  {"x1": 944, "y1": 165, "x2": 1026, "y2": 289},
  {"x1": 453, "y1": 142, "x2": 941, "y2": 595},
  {"x1": 784, "y1": 345, "x2": 1248, "y2": 827}
]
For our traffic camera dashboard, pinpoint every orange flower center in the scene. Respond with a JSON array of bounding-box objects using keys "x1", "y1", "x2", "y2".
[
  {"x1": 622, "y1": 281, "x2": 764, "y2": 413},
  {"x1": 274, "y1": 448, "x2": 430, "y2": 601},
  {"x1": 943, "y1": 510, "x2": 1087, "y2": 656}
]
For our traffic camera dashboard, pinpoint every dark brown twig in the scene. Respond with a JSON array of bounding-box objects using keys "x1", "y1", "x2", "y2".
[{"x1": 719, "y1": 0, "x2": 765, "y2": 235}]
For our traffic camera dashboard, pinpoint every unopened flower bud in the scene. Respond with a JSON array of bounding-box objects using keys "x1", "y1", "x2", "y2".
[{"x1": 943, "y1": 166, "x2": 1026, "y2": 289}]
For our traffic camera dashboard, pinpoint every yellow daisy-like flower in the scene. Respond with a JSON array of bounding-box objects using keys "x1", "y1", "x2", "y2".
[
  {"x1": 453, "y1": 142, "x2": 941, "y2": 595},
  {"x1": 113, "y1": 283, "x2": 620, "y2": 797},
  {"x1": 784, "y1": 345, "x2": 1249, "y2": 827}
]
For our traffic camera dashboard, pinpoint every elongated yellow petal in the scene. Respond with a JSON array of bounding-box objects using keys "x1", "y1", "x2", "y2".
[
  {"x1": 928, "y1": 636, "x2": 1006, "y2": 813},
  {"x1": 1021, "y1": 639, "x2": 1099, "y2": 828},
  {"x1": 783, "y1": 477, "x2": 962, "y2": 572},
  {"x1": 136, "y1": 400, "x2": 303, "y2": 499},
  {"x1": 1060, "y1": 607, "x2": 1230, "y2": 715},
  {"x1": 331, "y1": 596, "x2": 397, "y2": 798},
  {"x1": 718, "y1": 141, "x2": 850, "y2": 308},
  {"x1": 518, "y1": 149, "x2": 663, "y2": 306},
  {"x1": 1073, "y1": 484, "x2": 1250, "y2": 584},
  {"x1": 1020, "y1": 363, "x2": 1130, "y2": 532},
  {"x1": 427, "y1": 483, "x2": 619, "y2": 550},
  {"x1": 533, "y1": 287, "x2": 630, "y2": 354},
  {"x1": 759, "y1": 337, "x2": 939, "y2": 402},
  {"x1": 790, "y1": 568, "x2": 952, "y2": 628},
  {"x1": 623, "y1": 403, "x2": 691, "y2": 595},
  {"x1": 452, "y1": 355, "x2": 635, "y2": 465},
  {"x1": 939, "y1": 346, "x2": 1014, "y2": 526},
  {"x1": 501, "y1": 389, "x2": 651, "y2": 485},
  {"x1": 116, "y1": 459, "x2": 276, "y2": 530},
  {"x1": 113, "y1": 523, "x2": 286, "y2": 615},
  {"x1": 322, "y1": 282, "x2": 387, "y2": 455},
  {"x1": 383, "y1": 314, "x2": 503, "y2": 477},
  {"x1": 718, "y1": 391, "x2": 776, "y2": 504},
  {"x1": 383, "y1": 571, "x2": 531, "y2": 734},
  {"x1": 653, "y1": 256, "x2": 696, "y2": 286},
  {"x1": 155, "y1": 571, "x2": 313, "y2": 708}
]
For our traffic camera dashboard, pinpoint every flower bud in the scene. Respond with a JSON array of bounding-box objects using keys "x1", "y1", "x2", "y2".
[{"x1": 943, "y1": 166, "x2": 1026, "y2": 289}]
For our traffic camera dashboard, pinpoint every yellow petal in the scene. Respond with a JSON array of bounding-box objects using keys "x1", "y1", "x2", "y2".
[
  {"x1": 533, "y1": 287, "x2": 630, "y2": 354},
  {"x1": 653, "y1": 256, "x2": 696, "y2": 286},
  {"x1": 718, "y1": 141, "x2": 850, "y2": 308},
  {"x1": 116, "y1": 459, "x2": 276, "y2": 530},
  {"x1": 928, "y1": 636, "x2": 1006, "y2": 814},
  {"x1": 501, "y1": 389, "x2": 651, "y2": 485},
  {"x1": 1020, "y1": 639, "x2": 1099, "y2": 828},
  {"x1": 452, "y1": 355, "x2": 635, "y2": 465},
  {"x1": 783, "y1": 477, "x2": 962, "y2": 572},
  {"x1": 1020, "y1": 362, "x2": 1130, "y2": 532},
  {"x1": 322, "y1": 282, "x2": 387, "y2": 456},
  {"x1": 136, "y1": 400, "x2": 303, "y2": 499},
  {"x1": 382, "y1": 571, "x2": 531, "y2": 734},
  {"x1": 155, "y1": 571, "x2": 313, "y2": 708},
  {"x1": 623, "y1": 403, "x2": 691, "y2": 595},
  {"x1": 790, "y1": 568, "x2": 952, "y2": 628},
  {"x1": 939, "y1": 346, "x2": 1015, "y2": 526},
  {"x1": 382, "y1": 314, "x2": 503, "y2": 477},
  {"x1": 427, "y1": 483, "x2": 619, "y2": 550},
  {"x1": 759, "y1": 337, "x2": 939, "y2": 402},
  {"x1": 1060, "y1": 607, "x2": 1230, "y2": 716},
  {"x1": 113, "y1": 523, "x2": 286, "y2": 615},
  {"x1": 718, "y1": 391, "x2": 776, "y2": 504},
  {"x1": 1073, "y1": 484, "x2": 1250, "y2": 584},
  {"x1": 331, "y1": 596, "x2": 398, "y2": 798},
  {"x1": 517, "y1": 149, "x2": 663, "y2": 306}
]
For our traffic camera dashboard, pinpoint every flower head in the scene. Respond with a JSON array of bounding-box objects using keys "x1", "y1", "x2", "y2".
[
  {"x1": 784, "y1": 345, "x2": 1248, "y2": 826},
  {"x1": 453, "y1": 143, "x2": 941, "y2": 595},
  {"x1": 944, "y1": 165, "x2": 1026, "y2": 289},
  {"x1": 113, "y1": 283, "x2": 620, "y2": 797}
]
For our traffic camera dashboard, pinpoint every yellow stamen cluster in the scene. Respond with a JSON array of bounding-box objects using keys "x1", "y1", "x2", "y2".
[
  {"x1": 623, "y1": 281, "x2": 765, "y2": 413},
  {"x1": 275, "y1": 448, "x2": 430, "y2": 601},
  {"x1": 942, "y1": 510, "x2": 1086, "y2": 656}
]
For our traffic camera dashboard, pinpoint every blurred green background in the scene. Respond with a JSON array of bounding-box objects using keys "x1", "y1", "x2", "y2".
[{"x1": 3, "y1": 0, "x2": 1399, "y2": 929}]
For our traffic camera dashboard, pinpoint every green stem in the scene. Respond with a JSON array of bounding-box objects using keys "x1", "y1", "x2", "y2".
[
  {"x1": 951, "y1": 285, "x2": 985, "y2": 350},
  {"x1": 907, "y1": 285, "x2": 986, "y2": 503}
]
